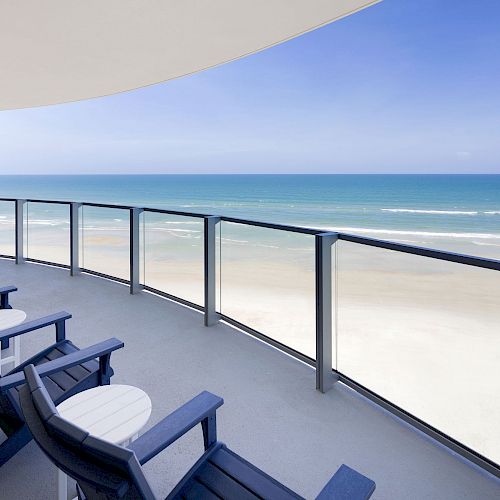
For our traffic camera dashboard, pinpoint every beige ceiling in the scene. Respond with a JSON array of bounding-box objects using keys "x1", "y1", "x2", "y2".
[{"x1": 0, "y1": 0, "x2": 380, "y2": 110}]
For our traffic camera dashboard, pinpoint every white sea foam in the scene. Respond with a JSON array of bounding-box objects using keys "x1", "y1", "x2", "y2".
[
  {"x1": 165, "y1": 229, "x2": 199, "y2": 233},
  {"x1": 27, "y1": 219, "x2": 62, "y2": 226},
  {"x1": 255, "y1": 244, "x2": 279, "y2": 249},
  {"x1": 147, "y1": 226, "x2": 200, "y2": 234},
  {"x1": 484, "y1": 211, "x2": 500, "y2": 215},
  {"x1": 163, "y1": 221, "x2": 200, "y2": 225},
  {"x1": 320, "y1": 226, "x2": 500, "y2": 240},
  {"x1": 381, "y1": 209, "x2": 478, "y2": 215},
  {"x1": 221, "y1": 238, "x2": 249, "y2": 244},
  {"x1": 167, "y1": 231, "x2": 199, "y2": 239},
  {"x1": 81, "y1": 226, "x2": 127, "y2": 232},
  {"x1": 472, "y1": 241, "x2": 500, "y2": 247}
]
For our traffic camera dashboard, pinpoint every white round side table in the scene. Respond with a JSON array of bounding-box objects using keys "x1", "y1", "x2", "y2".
[
  {"x1": 56, "y1": 384, "x2": 152, "y2": 500},
  {"x1": 0, "y1": 309, "x2": 26, "y2": 374}
]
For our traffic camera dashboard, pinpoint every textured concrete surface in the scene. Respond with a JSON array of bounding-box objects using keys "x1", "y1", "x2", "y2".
[{"x1": 0, "y1": 259, "x2": 499, "y2": 499}]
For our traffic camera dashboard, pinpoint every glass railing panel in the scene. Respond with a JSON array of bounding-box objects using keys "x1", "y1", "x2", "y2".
[
  {"x1": 143, "y1": 211, "x2": 204, "y2": 306},
  {"x1": 25, "y1": 202, "x2": 70, "y2": 265},
  {"x1": 337, "y1": 240, "x2": 500, "y2": 463},
  {"x1": 220, "y1": 222, "x2": 315, "y2": 359},
  {"x1": 0, "y1": 201, "x2": 15, "y2": 257},
  {"x1": 81, "y1": 206, "x2": 129, "y2": 280}
]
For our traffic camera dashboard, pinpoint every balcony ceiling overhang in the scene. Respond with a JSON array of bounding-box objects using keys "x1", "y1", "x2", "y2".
[{"x1": 0, "y1": 0, "x2": 379, "y2": 110}]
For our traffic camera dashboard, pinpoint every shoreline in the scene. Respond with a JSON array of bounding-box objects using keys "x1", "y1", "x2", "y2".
[{"x1": 1, "y1": 217, "x2": 499, "y2": 261}]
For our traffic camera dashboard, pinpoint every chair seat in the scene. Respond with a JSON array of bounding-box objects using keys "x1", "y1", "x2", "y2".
[
  {"x1": 0, "y1": 340, "x2": 101, "y2": 436},
  {"x1": 6, "y1": 340, "x2": 99, "y2": 408},
  {"x1": 172, "y1": 444, "x2": 303, "y2": 500}
]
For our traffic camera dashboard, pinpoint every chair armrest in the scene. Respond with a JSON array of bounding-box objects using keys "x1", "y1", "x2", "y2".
[
  {"x1": 129, "y1": 391, "x2": 223, "y2": 465},
  {"x1": 0, "y1": 337, "x2": 124, "y2": 392},
  {"x1": 0, "y1": 311, "x2": 71, "y2": 343},
  {"x1": 315, "y1": 464, "x2": 375, "y2": 500},
  {"x1": 0, "y1": 285, "x2": 17, "y2": 309}
]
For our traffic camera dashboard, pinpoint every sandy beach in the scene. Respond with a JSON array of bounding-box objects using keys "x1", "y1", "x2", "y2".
[{"x1": 0, "y1": 219, "x2": 498, "y2": 465}]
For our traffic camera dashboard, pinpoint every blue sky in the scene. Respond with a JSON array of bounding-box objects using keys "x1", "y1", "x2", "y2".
[{"x1": 0, "y1": 0, "x2": 499, "y2": 174}]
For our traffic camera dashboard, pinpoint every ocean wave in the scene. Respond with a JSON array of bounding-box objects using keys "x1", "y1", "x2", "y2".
[
  {"x1": 166, "y1": 230, "x2": 200, "y2": 239},
  {"x1": 27, "y1": 219, "x2": 66, "y2": 226},
  {"x1": 320, "y1": 226, "x2": 500, "y2": 240},
  {"x1": 164, "y1": 229, "x2": 199, "y2": 233},
  {"x1": 484, "y1": 211, "x2": 500, "y2": 215},
  {"x1": 381, "y1": 209, "x2": 478, "y2": 215},
  {"x1": 81, "y1": 226, "x2": 128, "y2": 232},
  {"x1": 221, "y1": 238, "x2": 249, "y2": 244},
  {"x1": 146, "y1": 226, "x2": 200, "y2": 233},
  {"x1": 143, "y1": 227, "x2": 201, "y2": 239},
  {"x1": 255, "y1": 244, "x2": 279, "y2": 249},
  {"x1": 472, "y1": 241, "x2": 500, "y2": 247},
  {"x1": 220, "y1": 237, "x2": 279, "y2": 249},
  {"x1": 163, "y1": 221, "x2": 200, "y2": 225}
]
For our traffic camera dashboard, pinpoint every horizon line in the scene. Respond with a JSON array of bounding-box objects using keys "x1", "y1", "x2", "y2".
[{"x1": 0, "y1": 172, "x2": 499, "y2": 176}]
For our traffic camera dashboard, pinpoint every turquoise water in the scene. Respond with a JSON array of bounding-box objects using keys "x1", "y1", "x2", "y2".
[{"x1": 0, "y1": 174, "x2": 499, "y2": 258}]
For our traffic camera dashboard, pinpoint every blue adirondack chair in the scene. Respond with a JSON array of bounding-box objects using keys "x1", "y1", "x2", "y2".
[
  {"x1": 0, "y1": 311, "x2": 124, "y2": 467},
  {"x1": 20, "y1": 364, "x2": 376, "y2": 500}
]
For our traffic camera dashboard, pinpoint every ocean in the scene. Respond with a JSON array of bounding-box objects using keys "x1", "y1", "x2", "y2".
[
  {"x1": 0, "y1": 174, "x2": 498, "y2": 461},
  {"x1": 0, "y1": 174, "x2": 499, "y2": 259}
]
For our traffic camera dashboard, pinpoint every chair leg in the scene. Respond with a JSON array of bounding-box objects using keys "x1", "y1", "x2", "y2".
[
  {"x1": 0, "y1": 424, "x2": 32, "y2": 467},
  {"x1": 98, "y1": 353, "x2": 112, "y2": 385},
  {"x1": 201, "y1": 414, "x2": 217, "y2": 450}
]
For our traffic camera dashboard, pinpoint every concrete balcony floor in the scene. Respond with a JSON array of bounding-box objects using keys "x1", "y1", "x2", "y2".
[{"x1": 0, "y1": 258, "x2": 498, "y2": 499}]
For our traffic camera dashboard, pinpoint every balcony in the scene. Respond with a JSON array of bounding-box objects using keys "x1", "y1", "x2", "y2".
[{"x1": 0, "y1": 198, "x2": 499, "y2": 499}]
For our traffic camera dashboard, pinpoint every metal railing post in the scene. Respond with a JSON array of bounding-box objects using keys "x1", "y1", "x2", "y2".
[
  {"x1": 70, "y1": 202, "x2": 81, "y2": 275},
  {"x1": 204, "y1": 216, "x2": 221, "y2": 326},
  {"x1": 15, "y1": 199, "x2": 26, "y2": 264},
  {"x1": 315, "y1": 232, "x2": 339, "y2": 393},
  {"x1": 130, "y1": 208, "x2": 144, "y2": 295}
]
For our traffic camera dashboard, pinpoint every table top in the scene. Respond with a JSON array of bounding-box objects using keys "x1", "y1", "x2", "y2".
[
  {"x1": 57, "y1": 384, "x2": 152, "y2": 445},
  {"x1": 0, "y1": 309, "x2": 27, "y2": 331}
]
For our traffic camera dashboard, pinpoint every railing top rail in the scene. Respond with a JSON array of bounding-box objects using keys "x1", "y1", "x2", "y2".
[
  {"x1": 0, "y1": 196, "x2": 499, "y2": 271},
  {"x1": 143, "y1": 207, "x2": 207, "y2": 218},
  {"x1": 81, "y1": 201, "x2": 137, "y2": 210},
  {"x1": 27, "y1": 199, "x2": 71, "y2": 205},
  {"x1": 339, "y1": 233, "x2": 500, "y2": 271},
  {"x1": 0, "y1": 198, "x2": 72, "y2": 205},
  {"x1": 220, "y1": 216, "x2": 322, "y2": 235}
]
